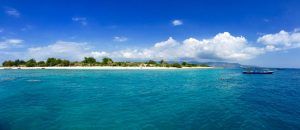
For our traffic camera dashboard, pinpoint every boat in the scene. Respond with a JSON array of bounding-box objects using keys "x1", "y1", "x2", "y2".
[
  {"x1": 242, "y1": 68, "x2": 274, "y2": 74},
  {"x1": 243, "y1": 71, "x2": 274, "y2": 74}
]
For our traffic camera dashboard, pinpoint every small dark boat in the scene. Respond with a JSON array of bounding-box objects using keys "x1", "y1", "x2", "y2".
[
  {"x1": 243, "y1": 71, "x2": 274, "y2": 74},
  {"x1": 242, "y1": 68, "x2": 274, "y2": 74}
]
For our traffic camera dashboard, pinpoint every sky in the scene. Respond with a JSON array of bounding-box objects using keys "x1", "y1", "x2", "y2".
[{"x1": 1, "y1": 0, "x2": 300, "y2": 68}]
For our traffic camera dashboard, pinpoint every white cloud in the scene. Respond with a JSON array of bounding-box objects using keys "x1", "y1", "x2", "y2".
[
  {"x1": 0, "y1": 44, "x2": 6, "y2": 49},
  {"x1": 3, "y1": 30, "x2": 300, "y2": 64},
  {"x1": 179, "y1": 32, "x2": 264, "y2": 61},
  {"x1": 0, "y1": 39, "x2": 23, "y2": 49},
  {"x1": 104, "y1": 32, "x2": 263, "y2": 61},
  {"x1": 27, "y1": 41, "x2": 94, "y2": 61},
  {"x1": 27, "y1": 41, "x2": 113, "y2": 61},
  {"x1": 172, "y1": 20, "x2": 183, "y2": 26},
  {"x1": 257, "y1": 30, "x2": 300, "y2": 51},
  {"x1": 90, "y1": 51, "x2": 109, "y2": 58},
  {"x1": 0, "y1": 51, "x2": 23, "y2": 62},
  {"x1": 72, "y1": 17, "x2": 87, "y2": 26},
  {"x1": 5, "y1": 7, "x2": 20, "y2": 17},
  {"x1": 154, "y1": 37, "x2": 178, "y2": 48},
  {"x1": 6, "y1": 39, "x2": 23, "y2": 45},
  {"x1": 21, "y1": 32, "x2": 265, "y2": 62},
  {"x1": 113, "y1": 36, "x2": 128, "y2": 42}
]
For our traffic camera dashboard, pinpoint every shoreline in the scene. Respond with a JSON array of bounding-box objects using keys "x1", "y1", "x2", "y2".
[{"x1": 0, "y1": 66, "x2": 214, "y2": 70}]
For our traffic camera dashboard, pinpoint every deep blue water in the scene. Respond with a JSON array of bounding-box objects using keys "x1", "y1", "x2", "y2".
[{"x1": 0, "y1": 69, "x2": 300, "y2": 130}]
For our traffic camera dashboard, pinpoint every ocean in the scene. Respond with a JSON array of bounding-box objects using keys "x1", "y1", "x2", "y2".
[{"x1": 0, "y1": 69, "x2": 300, "y2": 129}]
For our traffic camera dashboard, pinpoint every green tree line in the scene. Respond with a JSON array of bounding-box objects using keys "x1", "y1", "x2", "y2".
[{"x1": 2, "y1": 57, "x2": 209, "y2": 68}]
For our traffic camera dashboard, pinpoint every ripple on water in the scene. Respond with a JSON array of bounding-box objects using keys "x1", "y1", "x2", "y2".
[
  {"x1": 26, "y1": 80, "x2": 42, "y2": 82},
  {"x1": 0, "y1": 78, "x2": 15, "y2": 82}
]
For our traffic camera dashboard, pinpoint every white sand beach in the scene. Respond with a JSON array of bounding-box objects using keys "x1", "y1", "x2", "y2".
[{"x1": 0, "y1": 66, "x2": 214, "y2": 70}]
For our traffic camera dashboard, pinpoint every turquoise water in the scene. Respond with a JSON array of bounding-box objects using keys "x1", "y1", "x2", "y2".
[{"x1": 0, "y1": 69, "x2": 300, "y2": 129}]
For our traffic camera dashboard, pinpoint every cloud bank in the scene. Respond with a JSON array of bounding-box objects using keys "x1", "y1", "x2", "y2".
[
  {"x1": 2, "y1": 30, "x2": 300, "y2": 62},
  {"x1": 258, "y1": 30, "x2": 300, "y2": 51},
  {"x1": 27, "y1": 41, "x2": 94, "y2": 61},
  {"x1": 104, "y1": 32, "x2": 264, "y2": 61},
  {"x1": 23, "y1": 32, "x2": 264, "y2": 61}
]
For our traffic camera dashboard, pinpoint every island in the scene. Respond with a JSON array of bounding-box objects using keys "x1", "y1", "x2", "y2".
[{"x1": 0, "y1": 57, "x2": 212, "y2": 70}]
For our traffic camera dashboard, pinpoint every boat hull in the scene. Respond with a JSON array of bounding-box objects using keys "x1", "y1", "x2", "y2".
[{"x1": 243, "y1": 71, "x2": 274, "y2": 74}]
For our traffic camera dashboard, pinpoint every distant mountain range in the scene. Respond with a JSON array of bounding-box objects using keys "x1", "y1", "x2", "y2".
[
  {"x1": 204, "y1": 62, "x2": 242, "y2": 68},
  {"x1": 189, "y1": 62, "x2": 257, "y2": 68},
  {"x1": 203, "y1": 62, "x2": 264, "y2": 68},
  {"x1": 166, "y1": 61, "x2": 252, "y2": 68}
]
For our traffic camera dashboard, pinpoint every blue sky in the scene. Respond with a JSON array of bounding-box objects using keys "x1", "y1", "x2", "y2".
[{"x1": 1, "y1": 0, "x2": 300, "y2": 68}]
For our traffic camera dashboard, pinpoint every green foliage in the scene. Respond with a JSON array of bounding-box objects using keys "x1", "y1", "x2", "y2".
[
  {"x1": 82, "y1": 57, "x2": 97, "y2": 66},
  {"x1": 61, "y1": 60, "x2": 70, "y2": 66},
  {"x1": 102, "y1": 57, "x2": 113, "y2": 65},
  {"x1": 1, "y1": 57, "x2": 209, "y2": 68},
  {"x1": 46, "y1": 58, "x2": 57, "y2": 66},
  {"x1": 25, "y1": 59, "x2": 37, "y2": 67},
  {"x1": 37, "y1": 61, "x2": 46, "y2": 67},
  {"x1": 147, "y1": 60, "x2": 157, "y2": 65},
  {"x1": 46, "y1": 58, "x2": 71, "y2": 66},
  {"x1": 199, "y1": 64, "x2": 210, "y2": 67},
  {"x1": 172, "y1": 63, "x2": 182, "y2": 68},
  {"x1": 2, "y1": 59, "x2": 27, "y2": 67},
  {"x1": 159, "y1": 59, "x2": 169, "y2": 67},
  {"x1": 2, "y1": 60, "x2": 15, "y2": 67},
  {"x1": 56, "y1": 59, "x2": 62, "y2": 65},
  {"x1": 14, "y1": 59, "x2": 26, "y2": 66}
]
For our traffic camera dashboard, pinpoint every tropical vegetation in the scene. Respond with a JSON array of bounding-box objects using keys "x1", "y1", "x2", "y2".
[{"x1": 2, "y1": 57, "x2": 210, "y2": 68}]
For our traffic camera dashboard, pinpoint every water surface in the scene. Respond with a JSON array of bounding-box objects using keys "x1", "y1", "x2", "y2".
[{"x1": 0, "y1": 69, "x2": 300, "y2": 129}]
